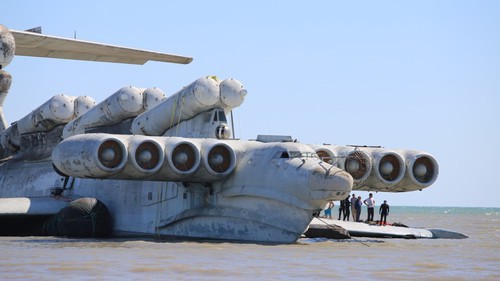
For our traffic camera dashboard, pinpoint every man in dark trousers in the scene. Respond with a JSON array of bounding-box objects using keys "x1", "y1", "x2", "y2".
[
  {"x1": 355, "y1": 196, "x2": 362, "y2": 222},
  {"x1": 338, "y1": 199, "x2": 344, "y2": 220},
  {"x1": 342, "y1": 196, "x2": 350, "y2": 221},
  {"x1": 363, "y1": 193, "x2": 375, "y2": 222},
  {"x1": 379, "y1": 200, "x2": 390, "y2": 225}
]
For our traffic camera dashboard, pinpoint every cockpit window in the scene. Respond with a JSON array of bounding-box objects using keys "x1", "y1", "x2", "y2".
[
  {"x1": 218, "y1": 111, "x2": 227, "y2": 122},
  {"x1": 213, "y1": 110, "x2": 227, "y2": 122}
]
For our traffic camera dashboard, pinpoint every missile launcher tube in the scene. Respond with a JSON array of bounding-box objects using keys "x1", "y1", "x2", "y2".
[
  {"x1": 219, "y1": 78, "x2": 247, "y2": 110},
  {"x1": 131, "y1": 77, "x2": 220, "y2": 136},
  {"x1": 17, "y1": 94, "x2": 76, "y2": 134},
  {"x1": 131, "y1": 77, "x2": 247, "y2": 136},
  {"x1": 142, "y1": 87, "x2": 166, "y2": 110},
  {"x1": 63, "y1": 86, "x2": 143, "y2": 138},
  {"x1": 74, "y1": 96, "x2": 96, "y2": 117}
]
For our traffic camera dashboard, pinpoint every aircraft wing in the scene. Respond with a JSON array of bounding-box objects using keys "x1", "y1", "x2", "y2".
[{"x1": 11, "y1": 29, "x2": 193, "y2": 65}]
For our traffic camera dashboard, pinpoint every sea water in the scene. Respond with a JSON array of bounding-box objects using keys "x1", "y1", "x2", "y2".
[{"x1": 0, "y1": 206, "x2": 498, "y2": 280}]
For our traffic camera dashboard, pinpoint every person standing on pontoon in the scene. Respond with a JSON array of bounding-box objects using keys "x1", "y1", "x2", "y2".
[
  {"x1": 379, "y1": 200, "x2": 390, "y2": 225},
  {"x1": 350, "y1": 194, "x2": 357, "y2": 221}
]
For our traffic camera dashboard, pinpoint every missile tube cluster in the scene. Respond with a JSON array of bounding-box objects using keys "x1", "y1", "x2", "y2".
[
  {"x1": 16, "y1": 94, "x2": 95, "y2": 134},
  {"x1": 0, "y1": 94, "x2": 95, "y2": 156},
  {"x1": 0, "y1": 76, "x2": 246, "y2": 160},
  {"x1": 52, "y1": 133, "x2": 238, "y2": 183},
  {"x1": 62, "y1": 86, "x2": 166, "y2": 138},
  {"x1": 312, "y1": 145, "x2": 438, "y2": 191},
  {"x1": 131, "y1": 77, "x2": 247, "y2": 136}
]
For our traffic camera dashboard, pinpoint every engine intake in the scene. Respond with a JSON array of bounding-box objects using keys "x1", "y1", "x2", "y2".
[
  {"x1": 98, "y1": 139, "x2": 126, "y2": 170},
  {"x1": 203, "y1": 142, "x2": 236, "y2": 177},
  {"x1": 167, "y1": 141, "x2": 200, "y2": 175},
  {"x1": 53, "y1": 134, "x2": 241, "y2": 183},
  {"x1": 403, "y1": 152, "x2": 439, "y2": 189},
  {"x1": 130, "y1": 139, "x2": 164, "y2": 174},
  {"x1": 343, "y1": 150, "x2": 372, "y2": 182},
  {"x1": 52, "y1": 134, "x2": 128, "y2": 177},
  {"x1": 313, "y1": 145, "x2": 372, "y2": 185},
  {"x1": 315, "y1": 148, "x2": 336, "y2": 165},
  {"x1": 312, "y1": 144, "x2": 439, "y2": 192}
]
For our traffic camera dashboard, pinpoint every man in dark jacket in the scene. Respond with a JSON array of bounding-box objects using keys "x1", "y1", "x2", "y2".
[
  {"x1": 342, "y1": 197, "x2": 351, "y2": 221},
  {"x1": 379, "y1": 200, "x2": 390, "y2": 225}
]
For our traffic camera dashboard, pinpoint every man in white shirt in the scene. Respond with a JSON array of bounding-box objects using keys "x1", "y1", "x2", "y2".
[{"x1": 363, "y1": 193, "x2": 375, "y2": 222}]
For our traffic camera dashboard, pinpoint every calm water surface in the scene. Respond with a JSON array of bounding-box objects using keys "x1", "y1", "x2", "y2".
[{"x1": 0, "y1": 207, "x2": 498, "y2": 280}]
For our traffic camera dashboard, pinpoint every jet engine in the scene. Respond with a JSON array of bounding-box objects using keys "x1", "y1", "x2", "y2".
[
  {"x1": 52, "y1": 134, "x2": 128, "y2": 178},
  {"x1": 202, "y1": 141, "x2": 236, "y2": 177},
  {"x1": 329, "y1": 146, "x2": 373, "y2": 186},
  {"x1": 395, "y1": 149, "x2": 439, "y2": 191},
  {"x1": 312, "y1": 145, "x2": 337, "y2": 165},
  {"x1": 362, "y1": 148, "x2": 406, "y2": 190},
  {"x1": 165, "y1": 138, "x2": 201, "y2": 177},
  {"x1": 312, "y1": 145, "x2": 437, "y2": 192},
  {"x1": 123, "y1": 136, "x2": 202, "y2": 181},
  {"x1": 127, "y1": 137, "x2": 165, "y2": 177},
  {"x1": 52, "y1": 134, "x2": 238, "y2": 183}
]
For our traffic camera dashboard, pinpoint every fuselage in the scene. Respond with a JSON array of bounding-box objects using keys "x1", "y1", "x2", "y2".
[{"x1": 0, "y1": 137, "x2": 352, "y2": 243}]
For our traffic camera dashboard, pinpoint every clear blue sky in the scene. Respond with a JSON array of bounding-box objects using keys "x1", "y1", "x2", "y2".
[{"x1": 3, "y1": 1, "x2": 499, "y2": 207}]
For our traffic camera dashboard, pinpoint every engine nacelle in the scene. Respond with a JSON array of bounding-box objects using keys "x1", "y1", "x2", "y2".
[
  {"x1": 124, "y1": 136, "x2": 165, "y2": 177},
  {"x1": 165, "y1": 138, "x2": 201, "y2": 177},
  {"x1": 144, "y1": 137, "x2": 202, "y2": 181},
  {"x1": 356, "y1": 148, "x2": 406, "y2": 191},
  {"x1": 395, "y1": 150, "x2": 439, "y2": 191},
  {"x1": 311, "y1": 145, "x2": 337, "y2": 165},
  {"x1": 313, "y1": 144, "x2": 438, "y2": 192},
  {"x1": 52, "y1": 134, "x2": 238, "y2": 183},
  {"x1": 53, "y1": 134, "x2": 128, "y2": 178},
  {"x1": 329, "y1": 146, "x2": 373, "y2": 186},
  {"x1": 200, "y1": 140, "x2": 237, "y2": 178}
]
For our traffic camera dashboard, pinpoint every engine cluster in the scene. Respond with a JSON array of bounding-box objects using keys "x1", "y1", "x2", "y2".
[{"x1": 312, "y1": 145, "x2": 438, "y2": 192}]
